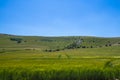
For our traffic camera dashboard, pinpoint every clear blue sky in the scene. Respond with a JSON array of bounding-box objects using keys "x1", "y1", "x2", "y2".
[{"x1": 0, "y1": 0, "x2": 120, "y2": 37}]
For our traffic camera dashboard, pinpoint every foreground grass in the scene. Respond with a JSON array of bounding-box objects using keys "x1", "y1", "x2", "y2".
[
  {"x1": 0, "y1": 67, "x2": 120, "y2": 80},
  {"x1": 0, "y1": 46, "x2": 120, "y2": 80}
]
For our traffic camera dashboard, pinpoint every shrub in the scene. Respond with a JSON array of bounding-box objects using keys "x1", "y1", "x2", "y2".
[
  {"x1": 82, "y1": 46, "x2": 86, "y2": 48},
  {"x1": 90, "y1": 46, "x2": 93, "y2": 48},
  {"x1": 105, "y1": 44, "x2": 108, "y2": 47},
  {"x1": 10, "y1": 38, "x2": 22, "y2": 43},
  {"x1": 108, "y1": 44, "x2": 112, "y2": 46}
]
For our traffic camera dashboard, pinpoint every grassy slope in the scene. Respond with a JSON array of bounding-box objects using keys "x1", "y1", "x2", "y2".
[
  {"x1": 0, "y1": 46, "x2": 120, "y2": 69},
  {"x1": 0, "y1": 33, "x2": 120, "y2": 66},
  {"x1": 0, "y1": 33, "x2": 120, "y2": 49}
]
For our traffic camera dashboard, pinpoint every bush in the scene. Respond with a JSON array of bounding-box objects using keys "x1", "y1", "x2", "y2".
[
  {"x1": 108, "y1": 44, "x2": 112, "y2": 46},
  {"x1": 66, "y1": 42, "x2": 80, "y2": 49},
  {"x1": 82, "y1": 46, "x2": 86, "y2": 48},
  {"x1": 105, "y1": 44, "x2": 108, "y2": 47},
  {"x1": 90, "y1": 46, "x2": 93, "y2": 48},
  {"x1": 10, "y1": 38, "x2": 22, "y2": 43}
]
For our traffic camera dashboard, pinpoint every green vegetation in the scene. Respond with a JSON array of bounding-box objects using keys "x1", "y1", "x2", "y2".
[
  {"x1": 0, "y1": 34, "x2": 120, "y2": 49},
  {"x1": 0, "y1": 33, "x2": 120, "y2": 80},
  {"x1": 0, "y1": 67, "x2": 120, "y2": 80}
]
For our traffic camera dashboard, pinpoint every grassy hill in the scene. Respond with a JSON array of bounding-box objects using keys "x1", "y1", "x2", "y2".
[{"x1": 0, "y1": 33, "x2": 120, "y2": 49}]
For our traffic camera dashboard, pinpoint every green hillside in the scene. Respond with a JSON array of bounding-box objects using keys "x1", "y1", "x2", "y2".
[{"x1": 0, "y1": 33, "x2": 120, "y2": 50}]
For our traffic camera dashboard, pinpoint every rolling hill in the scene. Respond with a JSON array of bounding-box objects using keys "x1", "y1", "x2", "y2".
[{"x1": 0, "y1": 33, "x2": 120, "y2": 50}]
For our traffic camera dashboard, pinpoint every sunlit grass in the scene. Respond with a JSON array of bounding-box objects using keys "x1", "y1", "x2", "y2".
[{"x1": 0, "y1": 46, "x2": 120, "y2": 80}]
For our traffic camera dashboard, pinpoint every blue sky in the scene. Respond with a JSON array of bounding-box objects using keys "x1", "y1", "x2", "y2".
[{"x1": 0, "y1": 0, "x2": 120, "y2": 37}]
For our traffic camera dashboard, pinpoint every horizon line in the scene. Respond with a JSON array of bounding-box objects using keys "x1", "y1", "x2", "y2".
[{"x1": 0, "y1": 33, "x2": 120, "y2": 38}]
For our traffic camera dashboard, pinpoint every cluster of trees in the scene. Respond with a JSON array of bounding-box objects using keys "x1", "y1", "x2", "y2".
[
  {"x1": 105, "y1": 41, "x2": 112, "y2": 47},
  {"x1": 105, "y1": 44, "x2": 112, "y2": 47},
  {"x1": 44, "y1": 45, "x2": 94, "y2": 52},
  {"x1": 44, "y1": 48, "x2": 61, "y2": 52},
  {"x1": 44, "y1": 39, "x2": 82, "y2": 52},
  {"x1": 10, "y1": 38, "x2": 22, "y2": 43},
  {"x1": 65, "y1": 39, "x2": 83, "y2": 49},
  {"x1": 44, "y1": 39, "x2": 116, "y2": 52},
  {"x1": 44, "y1": 39, "x2": 95, "y2": 52},
  {"x1": 44, "y1": 40, "x2": 84, "y2": 52},
  {"x1": 65, "y1": 42, "x2": 80, "y2": 49}
]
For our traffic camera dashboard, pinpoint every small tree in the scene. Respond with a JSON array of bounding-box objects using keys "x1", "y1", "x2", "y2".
[
  {"x1": 82, "y1": 46, "x2": 86, "y2": 48},
  {"x1": 105, "y1": 44, "x2": 108, "y2": 47},
  {"x1": 108, "y1": 44, "x2": 112, "y2": 46},
  {"x1": 10, "y1": 38, "x2": 22, "y2": 44},
  {"x1": 90, "y1": 46, "x2": 93, "y2": 48},
  {"x1": 17, "y1": 40, "x2": 22, "y2": 44}
]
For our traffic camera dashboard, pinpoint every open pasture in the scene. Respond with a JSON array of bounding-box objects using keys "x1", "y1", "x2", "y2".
[{"x1": 0, "y1": 46, "x2": 120, "y2": 80}]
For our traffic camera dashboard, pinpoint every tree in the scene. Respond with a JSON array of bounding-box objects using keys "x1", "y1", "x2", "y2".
[
  {"x1": 66, "y1": 40, "x2": 82, "y2": 49},
  {"x1": 105, "y1": 44, "x2": 108, "y2": 47},
  {"x1": 10, "y1": 38, "x2": 22, "y2": 44},
  {"x1": 82, "y1": 46, "x2": 86, "y2": 48},
  {"x1": 17, "y1": 40, "x2": 22, "y2": 43},
  {"x1": 108, "y1": 44, "x2": 112, "y2": 46},
  {"x1": 90, "y1": 46, "x2": 93, "y2": 48}
]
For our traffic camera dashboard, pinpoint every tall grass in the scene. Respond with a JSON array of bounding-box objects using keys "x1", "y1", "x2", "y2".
[
  {"x1": 0, "y1": 46, "x2": 120, "y2": 80},
  {"x1": 0, "y1": 67, "x2": 120, "y2": 80}
]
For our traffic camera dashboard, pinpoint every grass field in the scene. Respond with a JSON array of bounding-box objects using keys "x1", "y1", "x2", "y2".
[
  {"x1": 0, "y1": 34, "x2": 120, "y2": 80},
  {"x1": 0, "y1": 46, "x2": 120, "y2": 80}
]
